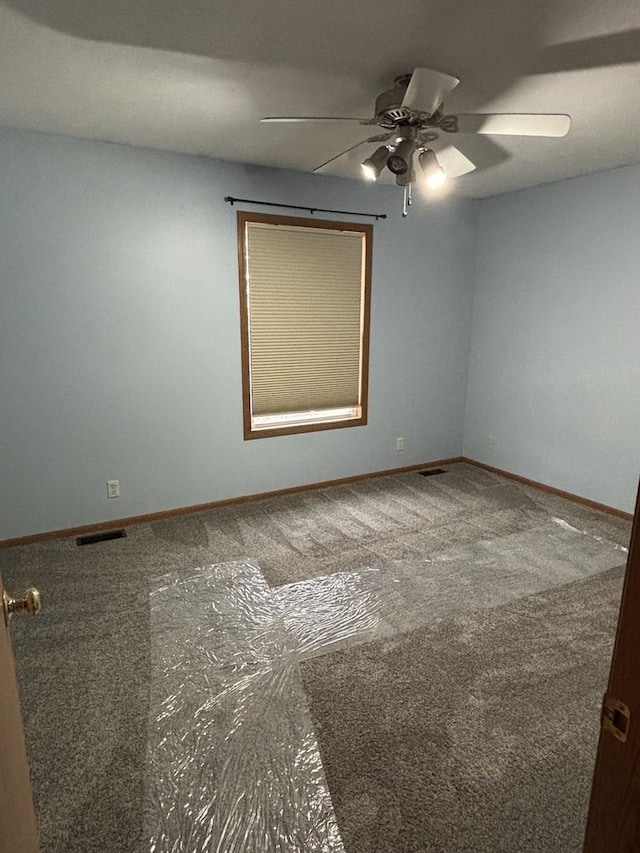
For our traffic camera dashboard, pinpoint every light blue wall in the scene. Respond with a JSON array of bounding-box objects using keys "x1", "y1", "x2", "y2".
[
  {"x1": 464, "y1": 164, "x2": 640, "y2": 513},
  {"x1": 0, "y1": 128, "x2": 477, "y2": 539}
]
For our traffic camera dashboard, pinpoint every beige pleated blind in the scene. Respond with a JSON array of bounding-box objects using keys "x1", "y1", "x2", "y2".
[{"x1": 244, "y1": 221, "x2": 366, "y2": 417}]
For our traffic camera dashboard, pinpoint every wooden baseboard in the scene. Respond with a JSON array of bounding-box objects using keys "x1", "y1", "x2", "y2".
[
  {"x1": 462, "y1": 458, "x2": 633, "y2": 521},
  {"x1": 0, "y1": 457, "x2": 463, "y2": 548},
  {"x1": 2, "y1": 455, "x2": 631, "y2": 548}
]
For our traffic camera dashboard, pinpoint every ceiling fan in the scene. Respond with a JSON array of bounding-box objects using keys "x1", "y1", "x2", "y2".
[{"x1": 261, "y1": 68, "x2": 571, "y2": 215}]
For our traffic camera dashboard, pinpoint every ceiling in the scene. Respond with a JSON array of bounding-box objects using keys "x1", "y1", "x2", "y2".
[{"x1": 0, "y1": 0, "x2": 639, "y2": 198}]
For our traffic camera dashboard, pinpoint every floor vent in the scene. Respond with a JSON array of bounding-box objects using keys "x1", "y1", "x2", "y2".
[
  {"x1": 418, "y1": 468, "x2": 447, "y2": 477},
  {"x1": 76, "y1": 529, "x2": 127, "y2": 547}
]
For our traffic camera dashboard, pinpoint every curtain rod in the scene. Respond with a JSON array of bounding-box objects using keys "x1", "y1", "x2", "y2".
[{"x1": 224, "y1": 196, "x2": 386, "y2": 220}]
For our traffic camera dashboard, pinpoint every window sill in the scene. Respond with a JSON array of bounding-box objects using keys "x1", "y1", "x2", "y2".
[{"x1": 244, "y1": 413, "x2": 367, "y2": 440}]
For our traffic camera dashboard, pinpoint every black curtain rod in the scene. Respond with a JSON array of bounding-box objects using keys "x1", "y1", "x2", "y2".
[{"x1": 224, "y1": 196, "x2": 386, "y2": 220}]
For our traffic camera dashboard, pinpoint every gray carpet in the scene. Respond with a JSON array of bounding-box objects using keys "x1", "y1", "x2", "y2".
[
  {"x1": 300, "y1": 566, "x2": 624, "y2": 853},
  {"x1": 1, "y1": 463, "x2": 630, "y2": 852}
]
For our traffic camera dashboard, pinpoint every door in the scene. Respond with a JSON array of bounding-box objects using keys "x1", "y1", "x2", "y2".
[
  {"x1": 584, "y1": 482, "x2": 640, "y2": 851},
  {"x1": 0, "y1": 571, "x2": 40, "y2": 853}
]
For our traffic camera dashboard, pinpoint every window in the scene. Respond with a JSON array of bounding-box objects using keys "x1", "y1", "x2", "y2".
[{"x1": 238, "y1": 211, "x2": 372, "y2": 439}]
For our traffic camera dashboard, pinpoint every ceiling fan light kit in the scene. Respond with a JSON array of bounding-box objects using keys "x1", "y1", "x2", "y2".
[
  {"x1": 419, "y1": 148, "x2": 446, "y2": 189},
  {"x1": 261, "y1": 67, "x2": 571, "y2": 216},
  {"x1": 386, "y1": 132, "x2": 416, "y2": 176},
  {"x1": 361, "y1": 145, "x2": 390, "y2": 181},
  {"x1": 360, "y1": 132, "x2": 447, "y2": 215}
]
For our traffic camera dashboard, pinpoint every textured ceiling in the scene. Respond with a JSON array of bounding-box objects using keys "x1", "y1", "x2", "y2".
[{"x1": 0, "y1": 0, "x2": 639, "y2": 197}]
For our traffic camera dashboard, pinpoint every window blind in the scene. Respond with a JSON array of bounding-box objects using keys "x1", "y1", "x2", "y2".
[{"x1": 245, "y1": 222, "x2": 365, "y2": 417}]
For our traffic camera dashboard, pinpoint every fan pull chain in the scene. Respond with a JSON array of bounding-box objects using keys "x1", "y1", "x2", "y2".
[{"x1": 402, "y1": 181, "x2": 413, "y2": 217}]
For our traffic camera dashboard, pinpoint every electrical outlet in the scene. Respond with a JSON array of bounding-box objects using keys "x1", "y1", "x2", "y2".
[
  {"x1": 396, "y1": 437, "x2": 404, "y2": 451},
  {"x1": 107, "y1": 480, "x2": 120, "y2": 499}
]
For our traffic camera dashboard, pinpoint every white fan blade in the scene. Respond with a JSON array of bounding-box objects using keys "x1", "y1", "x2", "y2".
[
  {"x1": 434, "y1": 145, "x2": 476, "y2": 178},
  {"x1": 314, "y1": 135, "x2": 391, "y2": 173},
  {"x1": 401, "y1": 67, "x2": 460, "y2": 116},
  {"x1": 261, "y1": 116, "x2": 370, "y2": 123},
  {"x1": 455, "y1": 113, "x2": 571, "y2": 137}
]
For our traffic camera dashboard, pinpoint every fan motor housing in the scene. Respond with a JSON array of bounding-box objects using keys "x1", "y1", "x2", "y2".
[{"x1": 374, "y1": 85, "x2": 416, "y2": 127}]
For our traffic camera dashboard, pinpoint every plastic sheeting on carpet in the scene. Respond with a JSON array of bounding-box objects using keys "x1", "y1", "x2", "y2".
[
  {"x1": 145, "y1": 518, "x2": 626, "y2": 851},
  {"x1": 146, "y1": 561, "x2": 345, "y2": 853},
  {"x1": 278, "y1": 517, "x2": 627, "y2": 661}
]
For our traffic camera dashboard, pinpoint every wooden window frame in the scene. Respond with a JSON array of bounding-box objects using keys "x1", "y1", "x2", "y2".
[{"x1": 237, "y1": 211, "x2": 372, "y2": 440}]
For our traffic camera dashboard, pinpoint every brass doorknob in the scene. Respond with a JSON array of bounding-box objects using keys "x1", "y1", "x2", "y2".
[{"x1": 3, "y1": 587, "x2": 41, "y2": 619}]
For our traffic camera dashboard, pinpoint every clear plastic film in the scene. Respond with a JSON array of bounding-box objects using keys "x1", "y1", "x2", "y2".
[
  {"x1": 278, "y1": 517, "x2": 627, "y2": 658},
  {"x1": 146, "y1": 561, "x2": 345, "y2": 853},
  {"x1": 275, "y1": 569, "x2": 383, "y2": 660},
  {"x1": 145, "y1": 518, "x2": 626, "y2": 850}
]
